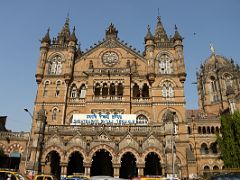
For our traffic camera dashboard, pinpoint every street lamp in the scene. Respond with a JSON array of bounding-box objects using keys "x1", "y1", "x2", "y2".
[{"x1": 24, "y1": 108, "x2": 33, "y2": 174}]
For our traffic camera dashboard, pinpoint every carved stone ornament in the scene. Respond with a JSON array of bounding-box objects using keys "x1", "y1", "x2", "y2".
[{"x1": 102, "y1": 51, "x2": 119, "y2": 67}]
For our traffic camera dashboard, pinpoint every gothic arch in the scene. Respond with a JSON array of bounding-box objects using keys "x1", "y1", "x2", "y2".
[
  {"x1": 159, "y1": 78, "x2": 177, "y2": 87},
  {"x1": 7, "y1": 143, "x2": 24, "y2": 155},
  {"x1": 42, "y1": 145, "x2": 65, "y2": 163},
  {"x1": 156, "y1": 51, "x2": 174, "y2": 61},
  {"x1": 47, "y1": 52, "x2": 65, "y2": 62},
  {"x1": 43, "y1": 79, "x2": 51, "y2": 85},
  {"x1": 134, "y1": 110, "x2": 151, "y2": 122},
  {"x1": 55, "y1": 79, "x2": 63, "y2": 85},
  {"x1": 66, "y1": 146, "x2": 87, "y2": 163},
  {"x1": 142, "y1": 148, "x2": 164, "y2": 163},
  {"x1": 66, "y1": 110, "x2": 81, "y2": 124},
  {"x1": 157, "y1": 107, "x2": 183, "y2": 123},
  {"x1": 89, "y1": 144, "x2": 115, "y2": 162},
  {"x1": 118, "y1": 147, "x2": 140, "y2": 164},
  {"x1": 0, "y1": 143, "x2": 6, "y2": 153}
]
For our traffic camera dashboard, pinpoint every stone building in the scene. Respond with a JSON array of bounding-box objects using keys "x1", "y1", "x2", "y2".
[{"x1": 0, "y1": 16, "x2": 240, "y2": 179}]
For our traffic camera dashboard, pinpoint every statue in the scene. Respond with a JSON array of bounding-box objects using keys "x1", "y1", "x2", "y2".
[{"x1": 210, "y1": 43, "x2": 215, "y2": 54}]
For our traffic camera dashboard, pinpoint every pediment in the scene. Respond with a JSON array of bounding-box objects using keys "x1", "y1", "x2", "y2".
[
  {"x1": 45, "y1": 134, "x2": 64, "y2": 146},
  {"x1": 119, "y1": 133, "x2": 138, "y2": 150},
  {"x1": 142, "y1": 134, "x2": 162, "y2": 150},
  {"x1": 68, "y1": 132, "x2": 86, "y2": 146},
  {"x1": 95, "y1": 131, "x2": 112, "y2": 142}
]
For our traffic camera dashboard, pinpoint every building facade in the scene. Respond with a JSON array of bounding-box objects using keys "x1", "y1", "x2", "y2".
[{"x1": 0, "y1": 16, "x2": 240, "y2": 179}]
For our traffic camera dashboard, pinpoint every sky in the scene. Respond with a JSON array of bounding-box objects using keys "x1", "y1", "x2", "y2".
[{"x1": 0, "y1": 0, "x2": 239, "y2": 132}]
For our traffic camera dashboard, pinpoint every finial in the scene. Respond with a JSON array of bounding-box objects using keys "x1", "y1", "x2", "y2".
[
  {"x1": 210, "y1": 43, "x2": 215, "y2": 54},
  {"x1": 157, "y1": 15, "x2": 161, "y2": 22},
  {"x1": 157, "y1": 8, "x2": 160, "y2": 16},
  {"x1": 147, "y1": 25, "x2": 150, "y2": 31},
  {"x1": 175, "y1": 24, "x2": 178, "y2": 31}
]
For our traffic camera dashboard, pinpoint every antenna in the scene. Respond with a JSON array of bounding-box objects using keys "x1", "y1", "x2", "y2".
[{"x1": 157, "y1": 8, "x2": 160, "y2": 17}]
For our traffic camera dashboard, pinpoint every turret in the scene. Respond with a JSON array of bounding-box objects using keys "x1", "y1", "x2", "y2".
[
  {"x1": 173, "y1": 25, "x2": 186, "y2": 83},
  {"x1": 57, "y1": 16, "x2": 70, "y2": 45},
  {"x1": 35, "y1": 28, "x2": 50, "y2": 84},
  {"x1": 144, "y1": 25, "x2": 156, "y2": 85}
]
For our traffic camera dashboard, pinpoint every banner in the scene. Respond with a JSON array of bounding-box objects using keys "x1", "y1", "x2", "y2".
[{"x1": 71, "y1": 113, "x2": 136, "y2": 125}]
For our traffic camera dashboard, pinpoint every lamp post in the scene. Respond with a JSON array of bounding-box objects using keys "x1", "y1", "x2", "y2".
[{"x1": 23, "y1": 108, "x2": 33, "y2": 174}]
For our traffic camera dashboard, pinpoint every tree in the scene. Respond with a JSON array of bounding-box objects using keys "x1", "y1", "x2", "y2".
[{"x1": 217, "y1": 111, "x2": 240, "y2": 168}]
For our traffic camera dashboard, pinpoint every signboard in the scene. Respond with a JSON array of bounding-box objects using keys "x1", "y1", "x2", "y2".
[{"x1": 71, "y1": 113, "x2": 136, "y2": 125}]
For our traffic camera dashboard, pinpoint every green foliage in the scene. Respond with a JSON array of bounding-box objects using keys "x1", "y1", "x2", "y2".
[{"x1": 217, "y1": 111, "x2": 240, "y2": 168}]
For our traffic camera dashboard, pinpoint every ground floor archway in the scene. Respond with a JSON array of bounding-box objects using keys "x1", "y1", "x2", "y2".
[
  {"x1": 119, "y1": 152, "x2": 138, "y2": 179},
  {"x1": 46, "y1": 151, "x2": 61, "y2": 179},
  {"x1": 144, "y1": 152, "x2": 162, "y2": 176},
  {"x1": 90, "y1": 149, "x2": 113, "y2": 176},
  {"x1": 67, "y1": 151, "x2": 84, "y2": 175}
]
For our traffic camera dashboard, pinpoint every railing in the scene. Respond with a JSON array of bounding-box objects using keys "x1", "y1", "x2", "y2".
[
  {"x1": 0, "y1": 131, "x2": 29, "y2": 140},
  {"x1": 68, "y1": 97, "x2": 86, "y2": 103},
  {"x1": 46, "y1": 124, "x2": 164, "y2": 135},
  {"x1": 132, "y1": 97, "x2": 151, "y2": 102},
  {"x1": 92, "y1": 95, "x2": 123, "y2": 101}
]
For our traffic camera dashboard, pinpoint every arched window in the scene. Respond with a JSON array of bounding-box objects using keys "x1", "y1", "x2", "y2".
[
  {"x1": 198, "y1": 126, "x2": 202, "y2": 134},
  {"x1": 43, "y1": 81, "x2": 50, "y2": 97},
  {"x1": 52, "y1": 108, "x2": 58, "y2": 121},
  {"x1": 109, "y1": 83, "x2": 115, "y2": 96},
  {"x1": 207, "y1": 126, "x2": 210, "y2": 134},
  {"x1": 117, "y1": 83, "x2": 123, "y2": 96},
  {"x1": 211, "y1": 126, "x2": 215, "y2": 134},
  {"x1": 210, "y1": 76, "x2": 218, "y2": 92},
  {"x1": 203, "y1": 126, "x2": 206, "y2": 134},
  {"x1": 210, "y1": 76, "x2": 219, "y2": 102},
  {"x1": 200, "y1": 143, "x2": 209, "y2": 154},
  {"x1": 48, "y1": 55, "x2": 63, "y2": 75},
  {"x1": 136, "y1": 115, "x2": 148, "y2": 125},
  {"x1": 79, "y1": 84, "x2": 86, "y2": 98},
  {"x1": 213, "y1": 165, "x2": 219, "y2": 170},
  {"x1": 162, "y1": 81, "x2": 174, "y2": 98},
  {"x1": 216, "y1": 127, "x2": 220, "y2": 134},
  {"x1": 188, "y1": 126, "x2": 192, "y2": 134},
  {"x1": 210, "y1": 142, "x2": 218, "y2": 154},
  {"x1": 70, "y1": 85, "x2": 77, "y2": 98},
  {"x1": 142, "y1": 83, "x2": 149, "y2": 98},
  {"x1": 133, "y1": 83, "x2": 140, "y2": 98},
  {"x1": 55, "y1": 81, "x2": 61, "y2": 97},
  {"x1": 224, "y1": 74, "x2": 232, "y2": 89},
  {"x1": 158, "y1": 54, "x2": 173, "y2": 74},
  {"x1": 102, "y1": 83, "x2": 108, "y2": 97},
  {"x1": 94, "y1": 83, "x2": 101, "y2": 96}
]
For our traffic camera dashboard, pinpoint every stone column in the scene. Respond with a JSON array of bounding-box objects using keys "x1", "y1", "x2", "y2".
[
  {"x1": 137, "y1": 164, "x2": 145, "y2": 176},
  {"x1": 84, "y1": 163, "x2": 92, "y2": 176},
  {"x1": 113, "y1": 164, "x2": 121, "y2": 178},
  {"x1": 60, "y1": 163, "x2": 68, "y2": 178}
]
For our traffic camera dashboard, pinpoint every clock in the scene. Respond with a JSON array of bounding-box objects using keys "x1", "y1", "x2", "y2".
[{"x1": 102, "y1": 51, "x2": 119, "y2": 67}]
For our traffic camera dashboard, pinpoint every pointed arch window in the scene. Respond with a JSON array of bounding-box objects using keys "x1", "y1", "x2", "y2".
[
  {"x1": 162, "y1": 81, "x2": 174, "y2": 98},
  {"x1": 117, "y1": 83, "x2": 123, "y2": 96},
  {"x1": 52, "y1": 108, "x2": 58, "y2": 121},
  {"x1": 136, "y1": 115, "x2": 148, "y2": 125},
  {"x1": 48, "y1": 55, "x2": 63, "y2": 75},
  {"x1": 224, "y1": 74, "x2": 233, "y2": 89},
  {"x1": 94, "y1": 83, "x2": 101, "y2": 96},
  {"x1": 79, "y1": 84, "x2": 86, "y2": 98},
  {"x1": 158, "y1": 54, "x2": 173, "y2": 74},
  {"x1": 55, "y1": 81, "x2": 61, "y2": 97},
  {"x1": 133, "y1": 83, "x2": 140, "y2": 98},
  {"x1": 102, "y1": 83, "x2": 108, "y2": 97},
  {"x1": 142, "y1": 83, "x2": 149, "y2": 98},
  {"x1": 210, "y1": 76, "x2": 219, "y2": 102},
  {"x1": 43, "y1": 81, "x2": 50, "y2": 97},
  {"x1": 70, "y1": 84, "x2": 78, "y2": 98},
  {"x1": 109, "y1": 83, "x2": 116, "y2": 96}
]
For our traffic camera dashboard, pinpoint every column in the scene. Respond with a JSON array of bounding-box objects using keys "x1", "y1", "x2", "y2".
[
  {"x1": 60, "y1": 163, "x2": 68, "y2": 178},
  {"x1": 113, "y1": 164, "x2": 121, "y2": 178},
  {"x1": 137, "y1": 164, "x2": 145, "y2": 176},
  {"x1": 84, "y1": 162, "x2": 92, "y2": 176}
]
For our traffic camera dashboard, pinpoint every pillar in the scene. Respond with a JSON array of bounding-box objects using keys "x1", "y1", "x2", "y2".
[
  {"x1": 60, "y1": 163, "x2": 68, "y2": 178},
  {"x1": 84, "y1": 162, "x2": 92, "y2": 176},
  {"x1": 137, "y1": 164, "x2": 145, "y2": 176},
  {"x1": 113, "y1": 164, "x2": 121, "y2": 178}
]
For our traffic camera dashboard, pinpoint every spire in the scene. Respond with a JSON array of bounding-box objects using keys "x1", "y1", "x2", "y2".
[
  {"x1": 106, "y1": 23, "x2": 118, "y2": 39},
  {"x1": 41, "y1": 28, "x2": 51, "y2": 44},
  {"x1": 144, "y1": 25, "x2": 154, "y2": 43},
  {"x1": 69, "y1": 26, "x2": 77, "y2": 42},
  {"x1": 57, "y1": 15, "x2": 71, "y2": 44},
  {"x1": 173, "y1": 25, "x2": 183, "y2": 41},
  {"x1": 154, "y1": 16, "x2": 169, "y2": 42}
]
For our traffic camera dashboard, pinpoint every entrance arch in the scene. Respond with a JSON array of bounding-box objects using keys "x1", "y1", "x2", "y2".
[
  {"x1": 90, "y1": 149, "x2": 113, "y2": 176},
  {"x1": 119, "y1": 152, "x2": 138, "y2": 179},
  {"x1": 46, "y1": 151, "x2": 61, "y2": 179},
  {"x1": 67, "y1": 151, "x2": 84, "y2": 175},
  {"x1": 144, "y1": 152, "x2": 162, "y2": 176},
  {"x1": 9, "y1": 151, "x2": 21, "y2": 170}
]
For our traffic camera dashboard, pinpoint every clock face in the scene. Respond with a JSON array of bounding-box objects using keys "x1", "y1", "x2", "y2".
[{"x1": 102, "y1": 51, "x2": 119, "y2": 67}]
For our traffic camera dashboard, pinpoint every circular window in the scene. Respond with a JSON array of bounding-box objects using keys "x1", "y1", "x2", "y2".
[{"x1": 102, "y1": 51, "x2": 119, "y2": 67}]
